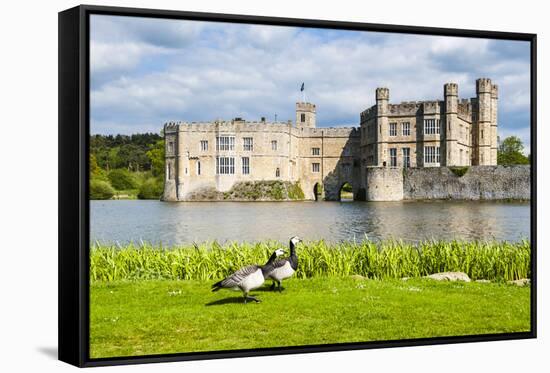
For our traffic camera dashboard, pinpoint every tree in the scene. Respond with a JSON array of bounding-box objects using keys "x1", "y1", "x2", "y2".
[
  {"x1": 497, "y1": 136, "x2": 529, "y2": 165},
  {"x1": 108, "y1": 169, "x2": 138, "y2": 190},
  {"x1": 147, "y1": 139, "x2": 165, "y2": 178}
]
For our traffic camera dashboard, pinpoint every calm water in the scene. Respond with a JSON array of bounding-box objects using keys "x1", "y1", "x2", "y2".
[{"x1": 90, "y1": 200, "x2": 530, "y2": 245}]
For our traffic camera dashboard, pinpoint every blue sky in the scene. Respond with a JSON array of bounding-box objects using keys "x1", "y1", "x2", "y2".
[{"x1": 90, "y1": 15, "x2": 531, "y2": 152}]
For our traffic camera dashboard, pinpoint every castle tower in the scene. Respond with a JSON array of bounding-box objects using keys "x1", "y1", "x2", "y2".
[
  {"x1": 475, "y1": 78, "x2": 493, "y2": 165},
  {"x1": 443, "y1": 82, "x2": 458, "y2": 166},
  {"x1": 296, "y1": 102, "x2": 316, "y2": 128},
  {"x1": 490, "y1": 83, "x2": 499, "y2": 165},
  {"x1": 375, "y1": 87, "x2": 389, "y2": 166}
]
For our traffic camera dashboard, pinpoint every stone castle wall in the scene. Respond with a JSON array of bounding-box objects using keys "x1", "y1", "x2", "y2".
[
  {"x1": 403, "y1": 165, "x2": 530, "y2": 200},
  {"x1": 365, "y1": 167, "x2": 404, "y2": 201},
  {"x1": 364, "y1": 165, "x2": 530, "y2": 201}
]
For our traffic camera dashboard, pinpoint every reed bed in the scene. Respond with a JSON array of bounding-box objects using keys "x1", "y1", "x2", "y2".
[{"x1": 90, "y1": 240, "x2": 531, "y2": 282}]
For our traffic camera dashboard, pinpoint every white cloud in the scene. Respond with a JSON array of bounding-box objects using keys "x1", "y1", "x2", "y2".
[{"x1": 90, "y1": 15, "x2": 531, "y2": 150}]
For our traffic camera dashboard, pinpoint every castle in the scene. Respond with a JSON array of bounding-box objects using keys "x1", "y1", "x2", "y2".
[{"x1": 163, "y1": 78, "x2": 498, "y2": 201}]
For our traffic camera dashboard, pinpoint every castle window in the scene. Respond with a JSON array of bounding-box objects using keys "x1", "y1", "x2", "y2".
[
  {"x1": 301, "y1": 113, "x2": 306, "y2": 123},
  {"x1": 275, "y1": 168, "x2": 280, "y2": 177},
  {"x1": 272, "y1": 140, "x2": 278, "y2": 151},
  {"x1": 200, "y1": 140, "x2": 208, "y2": 151},
  {"x1": 197, "y1": 161, "x2": 201, "y2": 176},
  {"x1": 312, "y1": 147, "x2": 320, "y2": 156},
  {"x1": 403, "y1": 148, "x2": 410, "y2": 168},
  {"x1": 216, "y1": 136, "x2": 235, "y2": 151},
  {"x1": 402, "y1": 122, "x2": 411, "y2": 136},
  {"x1": 243, "y1": 137, "x2": 253, "y2": 151},
  {"x1": 481, "y1": 130, "x2": 484, "y2": 139},
  {"x1": 312, "y1": 163, "x2": 320, "y2": 173},
  {"x1": 216, "y1": 156, "x2": 235, "y2": 175},
  {"x1": 389, "y1": 123, "x2": 397, "y2": 137},
  {"x1": 242, "y1": 157, "x2": 250, "y2": 175},
  {"x1": 424, "y1": 119, "x2": 440, "y2": 135},
  {"x1": 424, "y1": 146, "x2": 441, "y2": 165},
  {"x1": 168, "y1": 141, "x2": 174, "y2": 153},
  {"x1": 389, "y1": 148, "x2": 397, "y2": 167}
]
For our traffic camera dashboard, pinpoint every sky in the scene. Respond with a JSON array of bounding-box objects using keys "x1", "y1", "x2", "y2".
[{"x1": 90, "y1": 15, "x2": 531, "y2": 152}]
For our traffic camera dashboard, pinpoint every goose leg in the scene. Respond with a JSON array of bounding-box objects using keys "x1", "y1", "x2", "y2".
[
  {"x1": 269, "y1": 281, "x2": 276, "y2": 291},
  {"x1": 247, "y1": 295, "x2": 261, "y2": 303},
  {"x1": 277, "y1": 281, "x2": 282, "y2": 292},
  {"x1": 243, "y1": 291, "x2": 260, "y2": 303}
]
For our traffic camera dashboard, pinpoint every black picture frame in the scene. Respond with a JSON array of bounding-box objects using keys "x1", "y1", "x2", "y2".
[{"x1": 58, "y1": 4, "x2": 537, "y2": 367}]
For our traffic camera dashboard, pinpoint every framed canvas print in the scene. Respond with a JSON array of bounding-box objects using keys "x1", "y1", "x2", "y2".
[{"x1": 58, "y1": 4, "x2": 537, "y2": 367}]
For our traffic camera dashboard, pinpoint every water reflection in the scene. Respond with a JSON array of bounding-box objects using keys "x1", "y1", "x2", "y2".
[{"x1": 90, "y1": 200, "x2": 530, "y2": 246}]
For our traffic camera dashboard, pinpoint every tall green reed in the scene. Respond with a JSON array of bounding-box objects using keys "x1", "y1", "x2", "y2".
[{"x1": 90, "y1": 240, "x2": 530, "y2": 282}]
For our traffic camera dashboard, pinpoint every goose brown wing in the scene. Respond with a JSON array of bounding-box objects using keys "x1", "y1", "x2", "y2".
[{"x1": 220, "y1": 265, "x2": 260, "y2": 288}]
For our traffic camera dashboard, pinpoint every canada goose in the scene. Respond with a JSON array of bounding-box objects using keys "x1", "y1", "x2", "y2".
[
  {"x1": 211, "y1": 249, "x2": 285, "y2": 303},
  {"x1": 266, "y1": 236, "x2": 301, "y2": 292}
]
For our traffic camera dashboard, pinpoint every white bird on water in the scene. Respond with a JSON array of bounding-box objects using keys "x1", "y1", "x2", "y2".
[
  {"x1": 265, "y1": 236, "x2": 302, "y2": 292},
  {"x1": 211, "y1": 248, "x2": 285, "y2": 303}
]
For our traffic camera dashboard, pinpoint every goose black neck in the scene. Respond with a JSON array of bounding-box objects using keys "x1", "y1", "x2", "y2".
[
  {"x1": 289, "y1": 241, "x2": 296, "y2": 255},
  {"x1": 289, "y1": 241, "x2": 298, "y2": 270}
]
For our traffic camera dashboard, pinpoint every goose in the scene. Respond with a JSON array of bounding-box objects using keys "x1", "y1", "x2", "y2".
[
  {"x1": 265, "y1": 236, "x2": 301, "y2": 292},
  {"x1": 211, "y1": 249, "x2": 285, "y2": 303},
  {"x1": 266, "y1": 248, "x2": 285, "y2": 265}
]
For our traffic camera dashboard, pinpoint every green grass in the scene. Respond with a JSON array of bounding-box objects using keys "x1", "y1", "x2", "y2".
[
  {"x1": 90, "y1": 240, "x2": 531, "y2": 282},
  {"x1": 90, "y1": 277, "x2": 530, "y2": 358}
]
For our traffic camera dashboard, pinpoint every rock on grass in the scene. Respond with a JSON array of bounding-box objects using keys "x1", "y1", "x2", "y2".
[{"x1": 426, "y1": 272, "x2": 471, "y2": 282}]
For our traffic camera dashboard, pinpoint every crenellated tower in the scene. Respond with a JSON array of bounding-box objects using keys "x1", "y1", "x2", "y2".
[
  {"x1": 490, "y1": 83, "x2": 499, "y2": 165},
  {"x1": 475, "y1": 78, "x2": 493, "y2": 165},
  {"x1": 443, "y1": 82, "x2": 458, "y2": 166},
  {"x1": 296, "y1": 102, "x2": 316, "y2": 128}
]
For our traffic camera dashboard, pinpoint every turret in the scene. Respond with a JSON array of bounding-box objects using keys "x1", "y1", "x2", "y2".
[
  {"x1": 443, "y1": 83, "x2": 459, "y2": 165},
  {"x1": 375, "y1": 88, "x2": 389, "y2": 166},
  {"x1": 475, "y1": 78, "x2": 493, "y2": 165},
  {"x1": 296, "y1": 102, "x2": 316, "y2": 128},
  {"x1": 490, "y1": 84, "x2": 499, "y2": 164}
]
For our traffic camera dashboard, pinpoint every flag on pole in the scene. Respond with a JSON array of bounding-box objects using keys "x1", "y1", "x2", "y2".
[{"x1": 300, "y1": 82, "x2": 305, "y2": 92}]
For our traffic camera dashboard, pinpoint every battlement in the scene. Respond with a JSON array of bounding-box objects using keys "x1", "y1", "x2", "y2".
[
  {"x1": 388, "y1": 102, "x2": 422, "y2": 116},
  {"x1": 294, "y1": 126, "x2": 360, "y2": 138},
  {"x1": 164, "y1": 119, "x2": 296, "y2": 133},
  {"x1": 376, "y1": 87, "x2": 389, "y2": 100},
  {"x1": 491, "y1": 84, "x2": 498, "y2": 99},
  {"x1": 476, "y1": 78, "x2": 493, "y2": 94},
  {"x1": 296, "y1": 102, "x2": 316, "y2": 112},
  {"x1": 422, "y1": 100, "x2": 442, "y2": 112},
  {"x1": 444, "y1": 82, "x2": 458, "y2": 96},
  {"x1": 360, "y1": 105, "x2": 377, "y2": 122}
]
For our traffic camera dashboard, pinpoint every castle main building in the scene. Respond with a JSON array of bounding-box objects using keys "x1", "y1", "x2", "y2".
[{"x1": 163, "y1": 78, "x2": 498, "y2": 201}]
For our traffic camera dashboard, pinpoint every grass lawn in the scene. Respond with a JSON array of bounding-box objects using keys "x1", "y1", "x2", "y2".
[{"x1": 90, "y1": 277, "x2": 530, "y2": 358}]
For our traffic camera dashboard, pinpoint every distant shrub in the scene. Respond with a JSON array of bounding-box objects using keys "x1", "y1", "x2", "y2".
[
  {"x1": 138, "y1": 178, "x2": 163, "y2": 199},
  {"x1": 108, "y1": 169, "x2": 138, "y2": 190},
  {"x1": 223, "y1": 180, "x2": 305, "y2": 201},
  {"x1": 288, "y1": 182, "x2": 305, "y2": 200},
  {"x1": 450, "y1": 166, "x2": 469, "y2": 177},
  {"x1": 90, "y1": 179, "x2": 115, "y2": 200}
]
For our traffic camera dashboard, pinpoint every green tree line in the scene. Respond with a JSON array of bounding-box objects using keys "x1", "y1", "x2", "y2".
[
  {"x1": 497, "y1": 136, "x2": 530, "y2": 165},
  {"x1": 90, "y1": 133, "x2": 165, "y2": 200}
]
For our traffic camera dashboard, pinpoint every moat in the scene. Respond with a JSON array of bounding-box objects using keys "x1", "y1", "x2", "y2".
[{"x1": 91, "y1": 200, "x2": 530, "y2": 245}]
